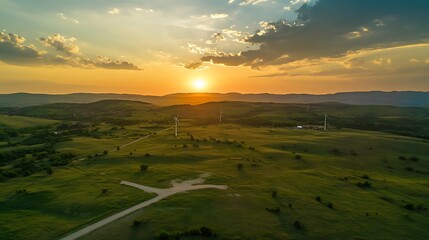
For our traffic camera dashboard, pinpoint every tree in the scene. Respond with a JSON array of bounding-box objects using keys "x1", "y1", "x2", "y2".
[
  {"x1": 46, "y1": 166, "x2": 53, "y2": 175},
  {"x1": 294, "y1": 220, "x2": 304, "y2": 230},
  {"x1": 272, "y1": 190, "x2": 278, "y2": 198},
  {"x1": 140, "y1": 164, "x2": 149, "y2": 172}
]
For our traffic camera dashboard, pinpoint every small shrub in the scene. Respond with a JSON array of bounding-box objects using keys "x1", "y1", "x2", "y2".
[
  {"x1": 398, "y1": 156, "x2": 407, "y2": 161},
  {"x1": 361, "y1": 174, "x2": 370, "y2": 180},
  {"x1": 404, "y1": 167, "x2": 414, "y2": 172},
  {"x1": 116, "y1": 146, "x2": 120, "y2": 151},
  {"x1": 101, "y1": 189, "x2": 108, "y2": 194},
  {"x1": 295, "y1": 154, "x2": 301, "y2": 160},
  {"x1": 103, "y1": 150, "x2": 108, "y2": 155},
  {"x1": 356, "y1": 181, "x2": 372, "y2": 188},
  {"x1": 158, "y1": 230, "x2": 170, "y2": 240},
  {"x1": 237, "y1": 163, "x2": 243, "y2": 170},
  {"x1": 316, "y1": 196, "x2": 322, "y2": 202},
  {"x1": 133, "y1": 219, "x2": 141, "y2": 227},
  {"x1": 410, "y1": 156, "x2": 419, "y2": 162},
  {"x1": 46, "y1": 167, "x2": 53, "y2": 175},
  {"x1": 404, "y1": 203, "x2": 415, "y2": 211},
  {"x1": 327, "y1": 202, "x2": 334, "y2": 209},
  {"x1": 265, "y1": 207, "x2": 281, "y2": 214},
  {"x1": 183, "y1": 144, "x2": 188, "y2": 148},
  {"x1": 140, "y1": 164, "x2": 149, "y2": 172},
  {"x1": 294, "y1": 220, "x2": 304, "y2": 230},
  {"x1": 145, "y1": 153, "x2": 151, "y2": 157},
  {"x1": 272, "y1": 190, "x2": 278, "y2": 198}
]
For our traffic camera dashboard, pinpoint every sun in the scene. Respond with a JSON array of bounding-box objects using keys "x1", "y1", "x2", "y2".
[{"x1": 193, "y1": 79, "x2": 207, "y2": 91}]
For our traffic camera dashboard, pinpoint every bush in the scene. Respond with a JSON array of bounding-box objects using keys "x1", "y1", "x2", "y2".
[
  {"x1": 265, "y1": 207, "x2": 281, "y2": 214},
  {"x1": 294, "y1": 220, "x2": 304, "y2": 230},
  {"x1": 133, "y1": 219, "x2": 141, "y2": 227},
  {"x1": 140, "y1": 164, "x2": 149, "y2": 172},
  {"x1": 237, "y1": 163, "x2": 243, "y2": 170},
  {"x1": 316, "y1": 196, "x2": 322, "y2": 202},
  {"x1": 404, "y1": 203, "x2": 415, "y2": 211},
  {"x1": 102, "y1": 189, "x2": 108, "y2": 194},
  {"x1": 328, "y1": 202, "x2": 334, "y2": 209},
  {"x1": 398, "y1": 156, "x2": 407, "y2": 161},
  {"x1": 361, "y1": 174, "x2": 370, "y2": 180},
  {"x1": 272, "y1": 190, "x2": 278, "y2": 198},
  {"x1": 158, "y1": 230, "x2": 170, "y2": 240},
  {"x1": 46, "y1": 167, "x2": 53, "y2": 175},
  {"x1": 356, "y1": 181, "x2": 372, "y2": 188},
  {"x1": 410, "y1": 156, "x2": 419, "y2": 162},
  {"x1": 145, "y1": 153, "x2": 151, "y2": 157},
  {"x1": 295, "y1": 154, "x2": 301, "y2": 160}
]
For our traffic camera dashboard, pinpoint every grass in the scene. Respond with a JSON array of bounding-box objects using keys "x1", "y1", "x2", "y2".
[
  {"x1": 0, "y1": 114, "x2": 58, "y2": 129},
  {"x1": 1, "y1": 123, "x2": 428, "y2": 240}
]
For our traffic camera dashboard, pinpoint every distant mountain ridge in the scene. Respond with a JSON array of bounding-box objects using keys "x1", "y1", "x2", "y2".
[{"x1": 0, "y1": 91, "x2": 428, "y2": 107}]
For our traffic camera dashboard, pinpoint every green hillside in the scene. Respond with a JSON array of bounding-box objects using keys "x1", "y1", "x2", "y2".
[
  {"x1": 0, "y1": 100, "x2": 428, "y2": 240},
  {"x1": 0, "y1": 124, "x2": 428, "y2": 240}
]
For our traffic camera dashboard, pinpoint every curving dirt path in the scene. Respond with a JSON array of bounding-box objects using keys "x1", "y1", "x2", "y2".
[{"x1": 59, "y1": 175, "x2": 227, "y2": 240}]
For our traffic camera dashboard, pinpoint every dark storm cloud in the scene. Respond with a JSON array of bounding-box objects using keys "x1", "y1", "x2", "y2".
[{"x1": 202, "y1": 0, "x2": 429, "y2": 68}]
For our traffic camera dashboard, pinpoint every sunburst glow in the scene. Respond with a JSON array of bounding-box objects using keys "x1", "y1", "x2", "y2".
[{"x1": 193, "y1": 79, "x2": 206, "y2": 91}]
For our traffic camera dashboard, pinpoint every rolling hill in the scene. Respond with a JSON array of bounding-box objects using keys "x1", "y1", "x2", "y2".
[{"x1": 0, "y1": 91, "x2": 428, "y2": 107}]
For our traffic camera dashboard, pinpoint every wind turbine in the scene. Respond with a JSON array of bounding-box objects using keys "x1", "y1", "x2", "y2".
[
  {"x1": 174, "y1": 115, "x2": 179, "y2": 137},
  {"x1": 324, "y1": 114, "x2": 327, "y2": 131}
]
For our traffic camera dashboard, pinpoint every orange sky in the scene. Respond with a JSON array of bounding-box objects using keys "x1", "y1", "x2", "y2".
[{"x1": 1, "y1": 0, "x2": 428, "y2": 95}]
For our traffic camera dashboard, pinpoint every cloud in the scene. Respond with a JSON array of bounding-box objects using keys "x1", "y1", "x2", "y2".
[
  {"x1": 135, "y1": 8, "x2": 154, "y2": 13},
  {"x1": 0, "y1": 31, "x2": 46, "y2": 65},
  {"x1": 202, "y1": 0, "x2": 429, "y2": 68},
  {"x1": 210, "y1": 13, "x2": 228, "y2": 19},
  {"x1": 58, "y1": 13, "x2": 79, "y2": 24},
  {"x1": 290, "y1": 0, "x2": 310, "y2": 5},
  {"x1": 239, "y1": 0, "x2": 269, "y2": 6},
  {"x1": 92, "y1": 55, "x2": 141, "y2": 70},
  {"x1": 183, "y1": 61, "x2": 207, "y2": 70},
  {"x1": 39, "y1": 33, "x2": 80, "y2": 55},
  {"x1": 0, "y1": 31, "x2": 141, "y2": 70},
  {"x1": 108, "y1": 8, "x2": 119, "y2": 14}
]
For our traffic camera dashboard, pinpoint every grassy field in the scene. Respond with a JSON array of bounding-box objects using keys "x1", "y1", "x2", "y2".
[
  {"x1": 1, "y1": 122, "x2": 428, "y2": 240},
  {"x1": 0, "y1": 114, "x2": 59, "y2": 129}
]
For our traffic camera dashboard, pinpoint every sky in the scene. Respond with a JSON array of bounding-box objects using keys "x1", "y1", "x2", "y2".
[{"x1": 0, "y1": 0, "x2": 428, "y2": 95}]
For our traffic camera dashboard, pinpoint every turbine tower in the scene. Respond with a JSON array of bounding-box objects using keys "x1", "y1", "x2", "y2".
[
  {"x1": 324, "y1": 114, "x2": 327, "y2": 131},
  {"x1": 174, "y1": 115, "x2": 179, "y2": 137},
  {"x1": 219, "y1": 110, "x2": 223, "y2": 123}
]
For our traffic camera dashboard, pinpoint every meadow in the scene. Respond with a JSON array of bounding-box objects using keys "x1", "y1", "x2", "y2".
[{"x1": 0, "y1": 102, "x2": 428, "y2": 240}]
